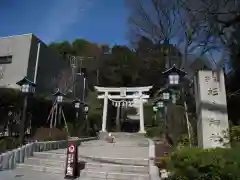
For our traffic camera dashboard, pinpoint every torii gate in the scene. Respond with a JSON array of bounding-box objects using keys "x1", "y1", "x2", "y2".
[{"x1": 94, "y1": 86, "x2": 152, "y2": 133}]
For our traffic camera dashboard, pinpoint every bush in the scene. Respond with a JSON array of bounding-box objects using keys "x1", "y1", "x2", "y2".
[
  {"x1": 229, "y1": 126, "x2": 240, "y2": 146},
  {"x1": 64, "y1": 122, "x2": 74, "y2": 136},
  {"x1": 32, "y1": 127, "x2": 67, "y2": 141},
  {"x1": 86, "y1": 91, "x2": 102, "y2": 129},
  {"x1": 144, "y1": 104, "x2": 154, "y2": 126},
  {"x1": 0, "y1": 137, "x2": 21, "y2": 154},
  {"x1": 167, "y1": 147, "x2": 240, "y2": 180},
  {"x1": 146, "y1": 126, "x2": 163, "y2": 137},
  {"x1": 175, "y1": 135, "x2": 189, "y2": 149}
]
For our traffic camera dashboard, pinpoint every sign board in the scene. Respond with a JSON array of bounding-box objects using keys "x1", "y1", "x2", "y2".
[
  {"x1": 64, "y1": 142, "x2": 79, "y2": 179},
  {"x1": 68, "y1": 145, "x2": 75, "y2": 153},
  {"x1": 195, "y1": 70, "x2": 229, "y2": 148},
  {"x1": 120, "y1": 88, "x2": 127, "y2": 97}
]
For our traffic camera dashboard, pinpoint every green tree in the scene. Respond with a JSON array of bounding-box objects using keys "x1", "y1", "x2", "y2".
[{"x1": 49, "y1": 41, "x2": 73, "y2": 59}]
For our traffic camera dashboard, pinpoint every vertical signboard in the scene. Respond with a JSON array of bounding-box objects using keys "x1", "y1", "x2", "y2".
[
  {"x1": 64, "y1": 141, "x2": 79, "y2": 179},
  {"x1": 120, "y1": 87, "x2": 127, "y2": 97},
  {"x1": 195, "y1": 70, "x2": 229, "y2": 148}
]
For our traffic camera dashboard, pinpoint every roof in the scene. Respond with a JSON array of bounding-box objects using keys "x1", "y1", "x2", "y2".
[
  {"x1": 52, "y1": 89, "x2": 66, "y2": 96},
  {"x1": 0, "y1": 33, "x2": 34, "y2": 40},
  {"x1": 0, "y1": 33, "x2": 47, "y2": 46},
  {"x1": 162, "y1": 64, "x2": 187, "y2": 77},
  {"x1": 16, "y1": 77, "x2": 36, "y2": 86}
]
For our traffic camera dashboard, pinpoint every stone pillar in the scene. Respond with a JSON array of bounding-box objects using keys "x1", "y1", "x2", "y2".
[
  {"x1": 101, "y1": 92, "x2": 108, "y2": 132},
  {"x1": 138, "y1": 96, "x2": 146, "y2": 133},
  {"x1": 195, "y1": 70, "x2": 229, "y2": 148}
]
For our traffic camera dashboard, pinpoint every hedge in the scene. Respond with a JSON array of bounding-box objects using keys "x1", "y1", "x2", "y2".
[{"x1": 166, "y1": 147, "x2": 240, "y2": 180}]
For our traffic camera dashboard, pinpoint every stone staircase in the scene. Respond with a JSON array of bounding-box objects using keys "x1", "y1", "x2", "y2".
[
  {"x1": 15, "y1": 151, "x2": 149, "y2": 179},
  {"x1": 2, "y1": 134, "x2": 150, "y2": 180}
]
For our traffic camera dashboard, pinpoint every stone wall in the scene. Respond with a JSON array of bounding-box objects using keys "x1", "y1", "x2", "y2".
[
  {"x1": 148, "y1": 139, "x2": 161, "y2": 180},
  {"x1": 0, "y1": 137, "x2": 96, "y2": 171}
]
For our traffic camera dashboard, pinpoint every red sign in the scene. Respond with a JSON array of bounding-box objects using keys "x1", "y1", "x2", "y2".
[
  {"x1": 64, "y1": 141, "x2": 79, "y2": 179},
  {"x1": 68, "y1": 145, "x2": 75, "y2": 153}
]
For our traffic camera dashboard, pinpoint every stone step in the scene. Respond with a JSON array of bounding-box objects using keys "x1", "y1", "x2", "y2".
[
  {"x1": 81, "y1": 142, "x2": 148, "y2": 147},
  {"x1": 16, "y1": 164, "x2": 149, "y2": 180},
  {"x1": 80, "y1": 170, "x2": 149, "y2": 180},
  {"x1": 79, "y1": 155, "x2": 148, "y2": 166},
  {"x1": 0, "y1": 168, "x2": 67, "y2": 180},
  {"x1": 23, "y1": 157, "x2": 149, "y2": 174},
  {"x1": 33, "y1": 152, "x2": 149, "y2": 166},
  {"x1": 110, "y1": 133, "x2": 146, "y2": 139}
]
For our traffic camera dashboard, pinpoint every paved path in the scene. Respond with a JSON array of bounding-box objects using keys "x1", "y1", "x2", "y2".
[{"x1": 0, "y1": 133, "x2": 150, "y2": 180}]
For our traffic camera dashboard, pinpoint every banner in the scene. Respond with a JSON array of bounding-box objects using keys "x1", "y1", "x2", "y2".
[{"x1": 64, "y1": 141, "x2": 79, "y2": 179}]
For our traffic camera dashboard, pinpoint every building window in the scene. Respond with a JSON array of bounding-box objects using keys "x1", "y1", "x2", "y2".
[{"x1": 0, "y1": 55, "x2": 12, "y2": 64}]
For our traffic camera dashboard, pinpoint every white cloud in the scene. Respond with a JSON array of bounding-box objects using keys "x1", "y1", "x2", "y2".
[{"x1": 38, "y1": 0, "x2": 92, "y2": 43}]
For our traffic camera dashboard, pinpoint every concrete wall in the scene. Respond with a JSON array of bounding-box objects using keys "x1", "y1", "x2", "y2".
[
  {"x1": 0, "y1": 34, "x2": 69, "y2": 96},
  {"x1": 0, "y1": 34, "x2": 33, "y2": 89},
  {"x1": 29, "y1": 35, "x2": 69, "y2": 96},
  {"x1": 0, "y1": 137, "x2": 97, "y2": 171}
]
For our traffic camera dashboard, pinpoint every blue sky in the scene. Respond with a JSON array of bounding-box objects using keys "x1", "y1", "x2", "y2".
[{"x1": 0, "y1": 0, "x2": 129, "y2": 45}]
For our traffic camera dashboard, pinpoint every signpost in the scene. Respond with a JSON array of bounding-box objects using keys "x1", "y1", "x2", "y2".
[
  {"x1": 195, "y1": 70, "x2": 229, "y2": 148},
  {"x1": 64, "y1": 141, "x2": 79, "y2": 179}
]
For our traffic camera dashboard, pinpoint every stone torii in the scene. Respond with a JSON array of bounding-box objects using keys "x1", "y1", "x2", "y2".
[{"x1": 94, "y1": 86, "x2": 152, "y2": 133}]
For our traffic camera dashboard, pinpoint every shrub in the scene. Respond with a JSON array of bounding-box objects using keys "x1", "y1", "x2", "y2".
[
  {"x1": 167, "y1": 147, "x2": 240, "y2": 180},
  {"x1": 175, "y1": 134, "x2": 190, "y2": 149},
  {"x1": 146, "y1": 126, "x2": 163, "y2": 137},
  {"x1": 229, "y1": 126, "x2": 240, "y2": 146},
  {"x1": 0, "y1": 137, "x2": 21, "y2": 154},
  {"x1": 32, "y1": 127, "x2": 67, "y2": 141},
  {"x1": 64, "y1": 122, "x2": 74, "y2": 136},
  {"x1": 144, "y1": 104, "x2": 154, "y2": 126}
]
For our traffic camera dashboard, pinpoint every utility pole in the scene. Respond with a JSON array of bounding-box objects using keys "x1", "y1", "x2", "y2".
[
  {"x1": 68, "y1": 55, "x2": 93, "y2": 101},
  {"x1": 69, "y1": 56, "x2": 78, "y2": 99}
]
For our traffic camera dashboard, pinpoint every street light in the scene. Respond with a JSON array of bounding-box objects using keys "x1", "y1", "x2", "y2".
[
  {"x1": 76, "y1": 68, "x2": 87, "y2": 102},
  {"x1": 16, "y1": 77, "x2": 36, "y2": 144},
  {"x1": 153, "y1": 99, "x2": 166, "y2": 128},
  {"x1": 159, "y1": 88, "x2": 171, "y2": 101},
  {"x1": 83, "y1": 103, "x2": 89, "y2": 134},
  {"x1": 73, "y1": 99, "x2": 81, "y2": 109},
  {"x1": 171, "y1": 93, "x2": 177, "y2": 104},
  {"x1": 73, "y1": 99, "x2": 81, "y2": 122},
  {"x1": 153, "y1": 106, "x2": 158, "y2": 112},
  {"x1": 162, "y1": 64, "x2": 191, "y2": 146},
  {"x1": 162, "y1": 65, "x2": 187, "y2": 86},
  {"x1": 84, "y1": 103, "x2": 89, "y2": 114},
  {"x1": 53, "y1": 89, "x2": 65, "y2": 126},
  {"x1": 53, "y1": 89, "x2": 65, "y2": 103},
  {"x1": 157, "y1": 101, "x2": 164, "y2": 108}
]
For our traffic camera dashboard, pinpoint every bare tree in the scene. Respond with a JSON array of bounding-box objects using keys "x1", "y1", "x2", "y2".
[
  {"x1": 126, "y1": 0, "x2": 178, "y2": 44},
  {"x1": 184, "y1": 0, "x2": 240, "y2": 46},
  {"x1": 183, "y1": 0, "x2": 240, "y2": 69},
  {"x1": 52, "y1": 68, "x2": 73, "y2": 94},
  {"x1": 126, "y1": 0, "x2": 229, "y2": 69}
]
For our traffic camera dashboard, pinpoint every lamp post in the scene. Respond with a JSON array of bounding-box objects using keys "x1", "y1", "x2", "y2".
[
  {"x1": 84, "y1": 103, "x2": 89, "y2": 114},
  {"x1": 53, "y1": 89, "x2": 65, "y2": 126},
  {"x1": 73, "y1": 99, "x2": 81, "y2": 122},
  {"x1": 152, "y1": 106, "x2": 158, "y2": 127},
  {"x1": 83, "y1": 103, "x2": 89, "y2": 134},
  {"x1": 162, "y1": 64, "x2": 191, "y2": 146},
  {"x1": 16, "y1": 77, "x2": 36, "y2": 145},
  {"x1": 162, "y1": 65, "x2": 186, "y2": 86},
  {"x1": 153, "y1": 100, "x2": 165, "y2": 127},
  {"x1": 76, "y1": 68, "x2": 87, "y2": 102},
  {"x1": 157, "y1": 87, "x2": 172, "y2": 132}
]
